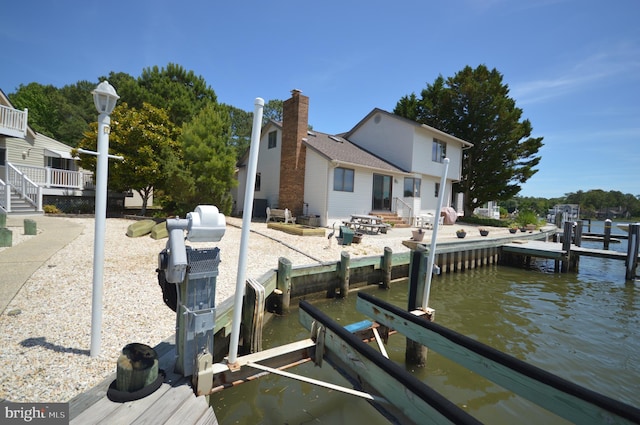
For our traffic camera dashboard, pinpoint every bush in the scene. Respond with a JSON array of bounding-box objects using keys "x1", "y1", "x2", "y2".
[
  {"x1": 515, "y1": 210, "x2": 538, "y2": 227},
  {"x1": 459, "y1": 215, "x2": 509, "y2": 228},
  {"x1": 43, "y1": 204, "x2": 62, "y2": 214}
]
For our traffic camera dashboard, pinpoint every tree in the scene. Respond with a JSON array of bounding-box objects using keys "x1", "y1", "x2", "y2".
[
  {"x1": 224, "y1": 104, "x2": 253, "y2": 160},
  {"x1": 395, "y1": 65, "x2": 543, "y2": 216},
  {"x1": 138, "y1": 63, "x2": 217, "y2": 127},
  {"x1": 263, "y1": 99, "x2": 284, "y2": 124},
  {"x1": 9, "y1": 83, "x2": 64, "y2": 139},
  {"x1": 173, "y1": 103, "x2": 237, "y2": 215},
  {"x1": 75, "y1": 102, "x2": 180, "y2": 215}
]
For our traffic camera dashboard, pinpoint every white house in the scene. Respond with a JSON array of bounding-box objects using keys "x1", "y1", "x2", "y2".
[{"x1": 235, "y1": 90, "x2": 472, "y2": 227}]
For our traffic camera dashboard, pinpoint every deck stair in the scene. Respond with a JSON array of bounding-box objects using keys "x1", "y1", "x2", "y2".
[
  {"x1": 372, "y1": 211, "x2": 410, "y2": 228},
  {"x1": 2, "y1": 190, "x2": 40, "y2": 215}
]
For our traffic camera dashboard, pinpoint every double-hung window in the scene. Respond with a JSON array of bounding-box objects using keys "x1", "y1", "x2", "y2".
[
  {"x1": 432, "y1": 139, "x2": 447, "y2": 163},
  {"x1": 268, "y1": 131, "x2": 277, "y2": 149},
  {"x1": 333, "y1": 167, "x2": 354, "y2": 192},
  {"x1": 404, "y1": 177, "x2": 421, "y2": 197}
]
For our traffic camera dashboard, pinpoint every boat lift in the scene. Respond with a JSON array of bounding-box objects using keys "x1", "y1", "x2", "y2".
[{"x1": 152, "y1": 97, "x2": 640, "y2": 424}]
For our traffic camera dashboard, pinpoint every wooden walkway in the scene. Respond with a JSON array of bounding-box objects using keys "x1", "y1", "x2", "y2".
[
  {"x1": 502, "y1": 240, "x2": 637, "y2": 261},
  {"x1": 69, "y1": 336, "x2": 217, "y2": 425}
]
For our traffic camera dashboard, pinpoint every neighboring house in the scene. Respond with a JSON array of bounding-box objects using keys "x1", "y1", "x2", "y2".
[
  {"x1": 1, "y1": 88, "x2": 95, "y2": 214},
  {"x1": 475, "y1": 201, "x2": 501, "y2": 220},
  {"x1": 235, "y1": 89, "x2": 473, "y2": 227}
]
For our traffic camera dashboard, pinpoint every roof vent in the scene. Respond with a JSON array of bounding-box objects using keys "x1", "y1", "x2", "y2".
[
  {"x1": 329, "y1": 135, "x2": 343, "y2": 143},
  {"x1": 307, "y1": 130, "x2": 316, "y2": 136}
]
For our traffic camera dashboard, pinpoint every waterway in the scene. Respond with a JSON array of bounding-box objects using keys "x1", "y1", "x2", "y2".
[{"x1": 211, "y1": 221, "x2": 639, "y2": 424}]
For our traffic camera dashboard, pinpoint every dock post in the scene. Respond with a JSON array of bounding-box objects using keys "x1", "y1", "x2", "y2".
[
  {"x1": 382, "y1": 247, "x2": 393, "y2": 289},
  {"x1": 603, "y1": 219, "x2": 612, "y2": 250},
  {"x1": 625, "y1": 223, "x2": 639, "y2": 280},
  {"x1": 561, "y1": 221, "x2": 573, "y2": 272},
  {"x1": 570, "y1": 220, "x2": 582, "y2": 272},
  {"x1": 338, "y1": 251, "x2": 350, "y2": 297},
  {"x1": 277, "y1": 257, "x2": 292, "y2": 314},
  {"x1": 406, "y1": 246, "x2": 428, "y2": 366}
]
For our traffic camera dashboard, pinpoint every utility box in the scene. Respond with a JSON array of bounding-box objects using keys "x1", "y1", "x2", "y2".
[
  {"x1": 24, "y1": 219, "x2": 37, "y2": 235},
  {"x1": 0, "y1": 228, "x2": 12, "y2": 247},
  {"x1": 339, "y1": 226, "x2": 354, "y2": 245},
  {"x1": 175, "y1": 246, "x2": 220, "y2": 376}
]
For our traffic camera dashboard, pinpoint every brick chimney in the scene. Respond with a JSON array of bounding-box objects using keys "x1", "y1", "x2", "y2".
[{"x1": 279, "y1": 89, "x2": 308, "y2": 216}]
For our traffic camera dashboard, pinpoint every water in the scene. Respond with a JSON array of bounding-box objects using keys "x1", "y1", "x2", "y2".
[{"x1": 211, "y1": 221, "x2": 640, "y2": 424}]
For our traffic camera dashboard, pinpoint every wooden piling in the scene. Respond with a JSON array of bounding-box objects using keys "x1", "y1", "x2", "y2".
[
  {"x1": 338, "y1": 251, "x2": 350, "y2": 297},
  {"x1": 406, "y1": 246, "x2": 428, "y2": 366},
  {"x1": 562, "y1": 221, "x2": 573, "y2": 272},
  {"x1": 277, "y1": 257, "x2": 292, "y2": 314},
  {"x1": 603, "y1": 219, "x2": 612, "y2": 250},
  {"x1": 382, "y1": 247, "x2": 393, "y2": 289},
  {"x1": 626, "y1": 224, "x2": 639, "y2": 280}
]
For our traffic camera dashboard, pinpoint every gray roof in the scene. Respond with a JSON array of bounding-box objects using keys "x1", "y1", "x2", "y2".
[{"x1": 303, "y1": 130, "x2": 406, "y2": 173}]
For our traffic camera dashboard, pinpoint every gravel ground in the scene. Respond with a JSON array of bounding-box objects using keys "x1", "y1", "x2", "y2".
[{"x1": 0, "y1": 215, "x2": 490, "y2": 403}]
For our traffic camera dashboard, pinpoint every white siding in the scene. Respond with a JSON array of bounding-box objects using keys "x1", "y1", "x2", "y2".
[
  {"x1": 327, "y1": 167, "x2": 372, "y2": 224},
  {"x1": 235, "y1": 125, "x2": 282, "y2": 214},
  {"x1": 348, "y1": 112, "x2": 415, "y2": 171},
  {"x1": 303, "y1": 150, "x2": 329, "y2": 226}
]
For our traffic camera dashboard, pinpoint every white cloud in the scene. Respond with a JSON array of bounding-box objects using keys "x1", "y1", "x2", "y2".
[{"x1": 512, "y1": 42, "x2": 640, "y2": 105}]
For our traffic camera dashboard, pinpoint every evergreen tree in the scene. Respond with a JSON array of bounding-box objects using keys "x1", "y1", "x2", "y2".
[
  {"x1": 175, "y1": 103, "x2": 237, "y2": 215},
  {"x1": 395, "y1": 65, "x2": 543, "y2": 216}
]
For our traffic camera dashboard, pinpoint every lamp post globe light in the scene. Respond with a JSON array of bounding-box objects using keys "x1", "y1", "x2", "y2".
[{"x1": 90, "y1": 81, "x2": 119, "y2": 357}]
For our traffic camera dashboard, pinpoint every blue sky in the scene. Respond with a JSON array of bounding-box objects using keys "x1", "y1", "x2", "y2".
[{"x1": 2, "y1": 0, "x2": 638, "y2": 198}]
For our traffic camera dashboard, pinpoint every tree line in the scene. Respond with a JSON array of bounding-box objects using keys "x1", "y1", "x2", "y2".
[
  {"x1": 8, "y1": 64, "x2": 282, "y2": 216},
  {"x1": 506, "y1": 190, "x2": 640, "y2": 219},
  {"x1": 9, "y1": 63, "x2": 552, "y2": 218}
]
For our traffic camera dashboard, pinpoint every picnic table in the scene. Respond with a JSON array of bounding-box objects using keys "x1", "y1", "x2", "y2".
[{"x1": 343, "y1": 214, "x2": 389, "y2": 234}]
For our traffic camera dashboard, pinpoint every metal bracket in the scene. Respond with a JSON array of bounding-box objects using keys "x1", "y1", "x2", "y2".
[{"x1": 310, "y1": 320, "x2": 325, "y2": 367}]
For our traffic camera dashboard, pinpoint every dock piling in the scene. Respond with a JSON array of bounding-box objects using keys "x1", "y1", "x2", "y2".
[
  {"x1": 604, "y1": 219, "x2": 612, "y2": 250},
  {"x1": 626, "y1": 223, "x2": 639, "y2": 280},
  {"x1": 277, "y1": 257, "x2": 292, "y2": 314}
]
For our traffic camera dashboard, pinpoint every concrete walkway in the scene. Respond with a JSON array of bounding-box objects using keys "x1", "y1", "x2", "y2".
[{"x1": 0, "y1": 215, "x2": 84, "y2": 314}]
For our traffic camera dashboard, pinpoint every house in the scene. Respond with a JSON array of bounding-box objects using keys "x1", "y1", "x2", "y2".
[
  {"x1": 235, "y1": 89, "x2": 472, "y2": 227},
  {"x1": 0, "y1": 88, "x2": 96, "y2": 214}
]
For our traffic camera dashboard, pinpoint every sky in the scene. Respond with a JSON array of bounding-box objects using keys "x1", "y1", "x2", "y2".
[{"x1": 2, "y1": 0, "x2": 639, "y2": 199}]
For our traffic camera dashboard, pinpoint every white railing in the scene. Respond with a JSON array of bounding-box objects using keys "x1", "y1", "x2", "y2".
[
  {"x1": 13, "y1": 164, "x2": 94, "y2": 189},
  {"x1": 0, "y1": 105, "x2": 28, "y2": 138},
  {"x1": 6, "y1": 163, "x2": 41, "y2": 210},
  {"x1": 393, "y1": 197, "x2": 413, "y2": 225}
]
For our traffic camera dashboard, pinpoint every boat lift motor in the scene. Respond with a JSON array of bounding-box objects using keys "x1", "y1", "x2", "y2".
[{"x1": 157, "y1": 205, "x2": 226, "y2": 377}]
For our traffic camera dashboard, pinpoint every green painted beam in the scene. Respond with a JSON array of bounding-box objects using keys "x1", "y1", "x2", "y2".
[
  {"x1": 298, "y1": 300, "x2": 482, "y2": 425},
  {"x1": 356, "y1": 292, "x2": 640, "y2": 425}
]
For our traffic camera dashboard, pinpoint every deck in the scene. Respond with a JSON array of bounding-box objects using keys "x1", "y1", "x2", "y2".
[
  {"x1": 502, "y1": 240, "x2": 637, "y2": 261},
  {"x1": 68, "y1": 336, "x2": 217, "y2": 425}
]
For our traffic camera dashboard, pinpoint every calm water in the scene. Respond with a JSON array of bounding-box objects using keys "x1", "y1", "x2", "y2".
[{"x1": 212, "y1": 221, "x2": 640, "y2": 424}]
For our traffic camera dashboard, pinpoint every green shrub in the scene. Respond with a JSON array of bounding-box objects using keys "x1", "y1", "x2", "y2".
[
  {"x1": 515, "y1": 210, "x2": 538, "y2": 227},
  {"x1": 459, "y1": 215, "x2": 509, "y2": 228},
  {"x1": 43, "y1": 204, "x2": 62, "y2": 214}
]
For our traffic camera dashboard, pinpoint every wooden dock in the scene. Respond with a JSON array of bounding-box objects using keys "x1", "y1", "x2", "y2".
[
  {"x1": 68, "y1": 336, "x2": 217, "y2": 425},
  {"x1": 502, "y1": 240, "x2": 638, "y2": 261}
]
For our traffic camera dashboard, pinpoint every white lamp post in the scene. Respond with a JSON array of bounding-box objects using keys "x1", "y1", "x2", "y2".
[{"x1": 90, "y1": 81, "x2": 119, "y2": 357}]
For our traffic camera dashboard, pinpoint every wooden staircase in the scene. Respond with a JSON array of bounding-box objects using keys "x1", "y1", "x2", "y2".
[{"x1": 371, "y1": 211, "x2": 411, "y2": 228}]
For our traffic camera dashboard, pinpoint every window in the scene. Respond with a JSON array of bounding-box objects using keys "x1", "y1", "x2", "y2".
[
  {"x1": 0, "y1": 148, "x2": 5, "y2": 166},
  {"x1": 333, "y1": 167, "x2": 354, "y2": 192},
  {"x1": 255, "y1": 172, "x2": 261, "y2": 192},
  {"x1": 432, "y1": 139, "x2": 447, "y2": 163},
  {"x1": 435, "y1": 182, "x2": 440, "y2": 197},
  {"x1": 404, "y1": 177, "x2": 421, "y2": 197},
  {"x1": 268, "y1": 131, "x2": 277, "y2": 149}
]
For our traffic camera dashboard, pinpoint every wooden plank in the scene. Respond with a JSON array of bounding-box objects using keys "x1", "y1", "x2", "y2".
[
  {"x1": 129, "y1": 384, "x2": 194, "y2": 425},
  {"x1": 501, "y1": 240, "x2": 566, "y2": 259},
  {"x1": 356, "y1": 292, "x2": 640, "y2": 425},
  {"x1": 163, "y1": 394, "x2": 213, "y2": 425},
  {"x1": 298, "y1": 300, "x2": 482, "y2": 425}
]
